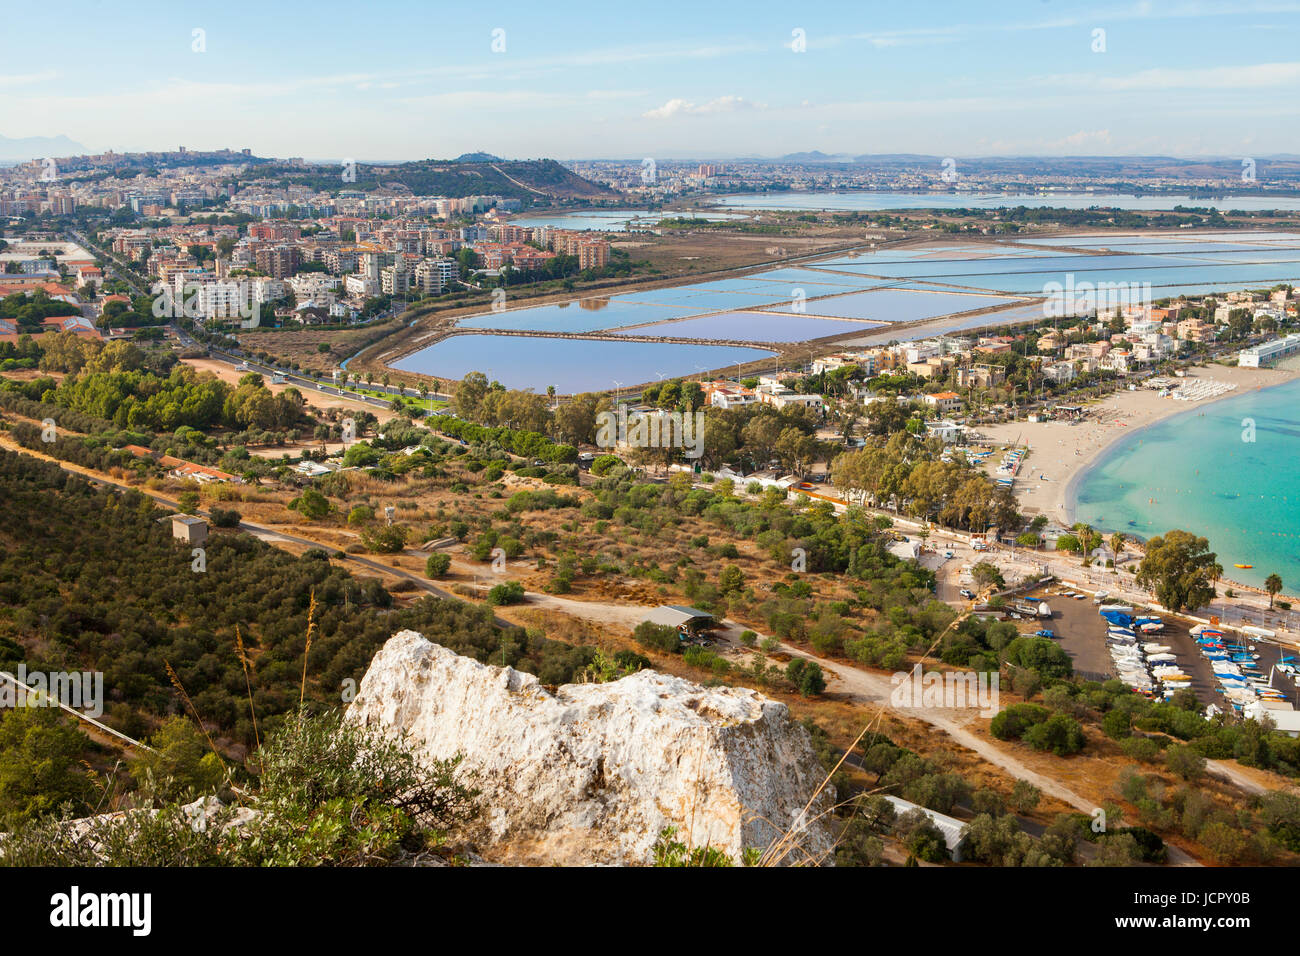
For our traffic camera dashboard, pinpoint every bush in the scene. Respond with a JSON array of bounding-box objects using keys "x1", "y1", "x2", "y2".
[
  {"x1": 485, "y1": 580, "x2": 525, "y2": 606},
  {"x1": 360, "y1": 524, "x2": 409, "y2": 554},
  {"x1": 990, "y1": 703, "x2": 1050, "y2": 741},
  {"x1": 290, "y1": 488, "x2": 332, "y2": 520},
  {"x1": 632, "y1": 621, "x2": 681, "y2": 654},
  {"x1": 786, "y1": 658, "x2": 826, "y2": 697},
  {"x1": 1023, "y1": 713, "x2": 1085, "y2": 756},
  {"x1": 425, "y1": 553, "x2": 451, "y2": 577},
  {"x1": 209, "y1": 507, "x2": 242, "y2": 528}
]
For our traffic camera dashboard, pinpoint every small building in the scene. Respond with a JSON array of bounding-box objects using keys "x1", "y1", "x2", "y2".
[
  {"x1": 293, "y1": 460, "x2": 334, "y2": 477},
  {"x1": 922, "y1": 391, "x2": 963, "y2": 414},
  {"x1": 881, "y1": 796, "x2": 970, "y2": 862},
  {"x1": 169, "y1": 514, "x2": 208, "y2": 545},
  {"x1": 642, "y1": 605, "x2": 715, "y2": 639},
  {"x1": 926, "y1": 420, "x2": 966, "y2": 443}
]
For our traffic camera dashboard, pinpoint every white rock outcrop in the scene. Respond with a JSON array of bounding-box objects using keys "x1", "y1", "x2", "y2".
[{"x1": 348, "y1": 631, "x2": 836, "y2": 865}]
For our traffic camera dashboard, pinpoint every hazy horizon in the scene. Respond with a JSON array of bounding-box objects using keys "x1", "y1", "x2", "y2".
[{"x1": 3, "y1": 0, "x2": 1300, "y2": 162}]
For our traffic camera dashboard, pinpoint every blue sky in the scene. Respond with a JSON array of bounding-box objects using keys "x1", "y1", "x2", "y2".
[{"x1": 2, "y1": 0, "x2": 1299, "y2": 161}]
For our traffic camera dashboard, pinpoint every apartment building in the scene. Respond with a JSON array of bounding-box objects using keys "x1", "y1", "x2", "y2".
[
  {"x1": 578, "y1": 241, "x2": 610, "y2": 270},
  {"x1": 922, "y1": 391, "x2": 964, "y2": 414},
  {"x1": 253, "y1": 245, "x2": 300, "y2": 278},
  {"x1": 381, "y1": 258, "x2": 410, "y2": 295},
  {"x1": 413, "y1": 257, "x2": 457, "y2": 294}
]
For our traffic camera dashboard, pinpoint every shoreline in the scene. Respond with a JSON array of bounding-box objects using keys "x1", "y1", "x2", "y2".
[
  {"x1": 976, "y1": 362, "x2": 1300, "y2": 533},
  {"x1": 1060, "y1": 369, "x2": 1288, "y2": 526}
]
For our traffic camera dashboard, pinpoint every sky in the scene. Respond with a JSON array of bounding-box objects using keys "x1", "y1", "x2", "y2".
[{"x1": 2, "y1": 0, "x2": 1300, "y2": 161}]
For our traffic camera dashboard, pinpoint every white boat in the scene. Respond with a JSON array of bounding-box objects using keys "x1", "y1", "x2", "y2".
[{"x1": 1142, "y1": 644, "x2": 1172, "y2": 653}]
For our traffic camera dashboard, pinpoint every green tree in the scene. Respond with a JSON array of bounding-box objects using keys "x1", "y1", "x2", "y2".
[
  {"x1": 718, "y1": 565, "x2": 745, "y2": 595},
  {"x1": 291, "y1": 488, "x2": 332, "y2": 520},
  {"x1": 128, "y1": 715, "x2": 226, "y2": 800},
  {"x1": 1023, "y1": 713, "x2": 1086, "y2": 756},
  {"x1": 1135, "y1": 530, "x2": 1217, "y2": 613},
  {"x1": 970, "y1": 561, "x2": 1004, "y2": 590},
  {"x1": 1265, "y1": 573, "x2": 1284, "y2": 609},
  {"x1": 425, "y1": 553, "x2": 451, "y2": 577},
  {"x1": 0, "y1": 708, "x2": 94, "y2": 826},
  {"x1": 785, "y1": 658, "x2": 826, "y2": 697}
]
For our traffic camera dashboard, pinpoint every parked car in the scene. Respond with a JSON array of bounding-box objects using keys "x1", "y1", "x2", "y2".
[
  {"x1": 960, "y1": 588, "x2": 975, "y2": 599},
  {"x1": 1035, "y1": 629, "x2": 1057, "y2": 639}
]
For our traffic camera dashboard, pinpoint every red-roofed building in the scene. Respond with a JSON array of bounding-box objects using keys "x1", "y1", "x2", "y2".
[{"x1": 41, "y1": 315, "x2": 102, "y2": 341}]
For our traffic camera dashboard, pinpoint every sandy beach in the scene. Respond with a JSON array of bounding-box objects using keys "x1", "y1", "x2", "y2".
[{"x1": 974, "y1": 362, "x2": 1300, "y2": 528}]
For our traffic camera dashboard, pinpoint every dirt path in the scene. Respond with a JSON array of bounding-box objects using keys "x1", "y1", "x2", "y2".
[
  {"x1": 1206, "y1": 759, "x2": 1298, "y2": 797},
  {"x1": 476, "y1": 588, "x2": 1207, "y2": 864}
]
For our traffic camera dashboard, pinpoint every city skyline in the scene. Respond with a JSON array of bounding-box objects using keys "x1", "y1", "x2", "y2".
[{"x1": 2, "y1": 0, "x2": 1300, "y2": 161}]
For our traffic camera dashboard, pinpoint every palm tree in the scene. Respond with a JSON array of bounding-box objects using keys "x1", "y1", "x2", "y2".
[
  {"x1": 1109, "y1": 532, "x2": 1126, "y2": 564},
  {"x1": 1266, "y1": 573, "x2": 1284, "y2": 609}
]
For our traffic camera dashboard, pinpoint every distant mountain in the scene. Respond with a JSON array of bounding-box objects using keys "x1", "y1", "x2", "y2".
[
  {"x1": 778, "y1": 150, "x2": 855, "y2": 163},
  {"x1": 0, "y1": 133, "x2": 87, "y2": 162},
  {"x1": 454, "y1": 151, "x2": 503, "y2": 162}
]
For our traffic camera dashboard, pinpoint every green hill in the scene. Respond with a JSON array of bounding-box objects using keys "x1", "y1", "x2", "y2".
[{"x1": 251, "y1": 158, "x2": 617, "y2": 202}]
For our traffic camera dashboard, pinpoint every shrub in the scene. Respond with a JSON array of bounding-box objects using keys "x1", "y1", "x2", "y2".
[
  {"x1": 633, "y1": 621, "x2": 681, "y2": 654},
  {"x1": 360, "y1": 524, "x2": 409, "y2": 554},
  {"x1": 990, "y1": 703, "x2": 1050, "y2": 741},
  {"x1": 1022, "y1": 713, "x2": 1085, "y2": 756},
  {"x1": 485, "y1": 580, "x2": 525, "y2": 606},
  {"x1": 209, "y1": 507, "x2": 242, "y2": 528},
  {"x1": 425, "y1": 553, "x2": 451, "y2": 577},
  {"x1": 786, "y1": 658, "x2": 826, "y2": 697}
]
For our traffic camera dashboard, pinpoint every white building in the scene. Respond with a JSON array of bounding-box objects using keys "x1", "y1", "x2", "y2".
[
  {"x1": 927, "y1": 420, "x2": 966, "y2": 443},
  {"x1": 711, "y1": 387, "x2": 757, "y2": 410},
  {"x1": 345, "y1": 274, "x2": 379, "y2": 298},
  {"x1": 1239, "y1": 333, "x2": 1300, "y2": 367},
  {"x1": 288, "y1": 274, "x2": 342, "y2": 299},
  {"x1": 1043, "y1": 361, "x2": 1076, "y2": 384}
]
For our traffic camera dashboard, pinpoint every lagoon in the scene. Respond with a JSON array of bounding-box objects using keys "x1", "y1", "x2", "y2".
[
  {"x1": 1071, "y1": 378, "x2": 1300, "y2": 591},
  {"x1": 506, "y1": 209, "x2": 750, "y2": 231},
  {"x1": 713, "y1": 191, "x2": 1300, "y2": 213},
  {"x1": 613, "y1": 312, "x2": 884, "y2": 342},
  {"x1": 391, "y1": 334, "x2": 775, "y2": 393}
]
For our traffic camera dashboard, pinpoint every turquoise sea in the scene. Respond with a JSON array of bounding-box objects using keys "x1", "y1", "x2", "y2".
[{"x1": 1069, "y1": 378, "x2": 1300, "y2": 591}]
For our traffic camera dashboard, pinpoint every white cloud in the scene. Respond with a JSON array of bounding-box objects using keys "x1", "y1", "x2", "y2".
[
  {"x1": 643, "y1": 95, "x2": 764, "y2": 119},
  {"x1": 0, "y1": 71, "x2": 58, "y2": 88},
  {"x1": 1039, "y1": 61, "x2": 1300, "y2": 91}
]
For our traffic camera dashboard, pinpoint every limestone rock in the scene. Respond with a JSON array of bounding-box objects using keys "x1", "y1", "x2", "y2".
[{"x1": 348, "y1": 630, "x2": 836, "y2": 866}]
